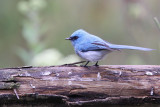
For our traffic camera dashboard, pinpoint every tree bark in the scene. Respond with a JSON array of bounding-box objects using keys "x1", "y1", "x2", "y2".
[{"x1": 0, "y1": 65, "x2": 160, "y2": 106}]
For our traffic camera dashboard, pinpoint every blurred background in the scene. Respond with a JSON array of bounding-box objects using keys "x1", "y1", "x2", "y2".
[{"x1": 0, "y1": 0, "x2": 159, "y2": 68}]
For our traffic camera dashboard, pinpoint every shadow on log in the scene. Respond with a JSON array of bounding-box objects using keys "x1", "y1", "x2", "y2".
[{"x1": 0, "y1": 65, "x2": 160, "y2": 106}]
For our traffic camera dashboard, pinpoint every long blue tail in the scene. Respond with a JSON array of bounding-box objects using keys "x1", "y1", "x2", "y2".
[{"x1": 109, "y1": 44, "x2": 154, "y2": 51}]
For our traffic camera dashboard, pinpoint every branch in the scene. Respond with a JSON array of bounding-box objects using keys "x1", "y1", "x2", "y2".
[{"x1": 0, "y1": 65, "x2": 160, "y2": 106}]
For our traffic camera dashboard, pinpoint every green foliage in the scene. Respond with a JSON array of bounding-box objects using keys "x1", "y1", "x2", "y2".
[
  {"x1": 17, "y1": 0, "x2": 47, "y2": 65},
  {"x1": 16, "y1": 0, "x2": 80, "y2": 66}
]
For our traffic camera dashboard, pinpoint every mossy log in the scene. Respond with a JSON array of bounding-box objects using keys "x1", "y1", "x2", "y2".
[{"x1": 0, "y1": 65, "x2": 160, "y2": 106}]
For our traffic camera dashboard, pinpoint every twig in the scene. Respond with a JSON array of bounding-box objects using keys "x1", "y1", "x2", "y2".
[
  {"x1": 61, "y1": 61, "x2": 86, "y2": 66},
  {"x1": 154, "y1": 17, "x2": 160, "y2": 31}
]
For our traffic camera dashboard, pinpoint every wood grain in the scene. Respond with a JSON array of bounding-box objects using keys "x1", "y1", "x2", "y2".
[{"x1": 0, "y1": 65, "x2": 160, "y2": 106}]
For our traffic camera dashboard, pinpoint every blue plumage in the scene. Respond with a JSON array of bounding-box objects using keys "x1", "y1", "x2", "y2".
[{"x1": 66, "y1": 29, "x2": 154, "y2": 66}]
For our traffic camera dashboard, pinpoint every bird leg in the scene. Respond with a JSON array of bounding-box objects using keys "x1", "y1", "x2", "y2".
[
  {"x1": 94, "y1": 61, "x2": 99, "y2": 67},
  {"x1": 81, "y1": 61, "x2": 90, "y2": 67}
]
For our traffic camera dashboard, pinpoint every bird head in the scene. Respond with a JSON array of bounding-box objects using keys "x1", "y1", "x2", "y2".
[{"x1": 66, "y1": 29, "x2": 88, "y2": 46}]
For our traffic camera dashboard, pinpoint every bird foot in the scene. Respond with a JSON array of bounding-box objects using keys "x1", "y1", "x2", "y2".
[
  {"x1": 80, "y1": 61, "x2": 90, "y2": 67},
  {"x1": 80, "y1": 65, "x2": 88, "y2": 67},
  {"x1": 93, "y1": 61, "x2": 99, "y2": 67},
  {"x1": 93, "y1": 64, "x2": 99, "y2": 67}
]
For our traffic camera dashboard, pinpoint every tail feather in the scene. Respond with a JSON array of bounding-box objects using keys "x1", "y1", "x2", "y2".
[{"x1": 109, "y1": 44, "x2": 154, "y2": 51}]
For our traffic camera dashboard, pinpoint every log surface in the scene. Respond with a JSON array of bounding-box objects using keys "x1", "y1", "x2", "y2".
[{"x1": 0, "y1": 65, "x2": 160, "y2": 106}]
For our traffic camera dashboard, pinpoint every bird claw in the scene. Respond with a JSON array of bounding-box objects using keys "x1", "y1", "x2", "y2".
[
  {"x1": 93, "y1": 64, "x2": 99, "y2": 67},
  {"x1": 80, "y1": 64, "x2": 88, "y2": 67},
  {"x1": 93, "y1": 61, "x2": 99, "y2": 67}
]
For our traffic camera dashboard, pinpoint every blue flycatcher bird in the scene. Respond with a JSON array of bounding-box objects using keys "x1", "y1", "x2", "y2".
[{"x1": 66, "y1": 29, "x2": 153, "y2": 67}]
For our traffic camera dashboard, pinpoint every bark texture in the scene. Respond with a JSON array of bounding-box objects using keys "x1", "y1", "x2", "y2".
[{"x1": 0, "y1": 65, "x2": 160, "y2": 106}]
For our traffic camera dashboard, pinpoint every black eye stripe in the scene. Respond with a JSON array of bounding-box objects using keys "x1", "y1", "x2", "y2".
[{"x1": 71, "y1": 36, "x2": 78, "y2": 40}]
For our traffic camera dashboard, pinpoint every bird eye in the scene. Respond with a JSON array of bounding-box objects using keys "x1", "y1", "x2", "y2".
[{"x1": 72, "y1": 36, "x2": 78, "y2": 40}]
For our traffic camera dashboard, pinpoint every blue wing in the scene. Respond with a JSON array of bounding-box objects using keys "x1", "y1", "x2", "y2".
[{"x1": 76, "y1": 35, "x2": 114, "y2": 52}]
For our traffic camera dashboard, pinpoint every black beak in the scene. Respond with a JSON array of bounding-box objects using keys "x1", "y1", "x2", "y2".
[{"x1": 65, "y1": 37, "x2": 71, "y2": 40}]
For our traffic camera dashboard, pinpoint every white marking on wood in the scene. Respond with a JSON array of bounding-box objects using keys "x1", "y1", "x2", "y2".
[
  {"x1": 145, "y1": 71, "x2": 153, "y2": 76},
  {"x1": 13, "y1": 89, "x2": 19, "y2": 99},
  {"x1": 97, "y1": 72, "x2": 101, "y2": 80}
]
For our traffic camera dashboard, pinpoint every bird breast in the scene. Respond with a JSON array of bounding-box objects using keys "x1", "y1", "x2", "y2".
[{"x1": 76, "y1": 50, "x2": 111, "y2": 62}]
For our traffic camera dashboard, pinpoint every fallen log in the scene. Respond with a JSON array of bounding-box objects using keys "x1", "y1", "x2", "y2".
[{"x1": 0, "y1": 65, "x2": 160, "y2": 106}]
